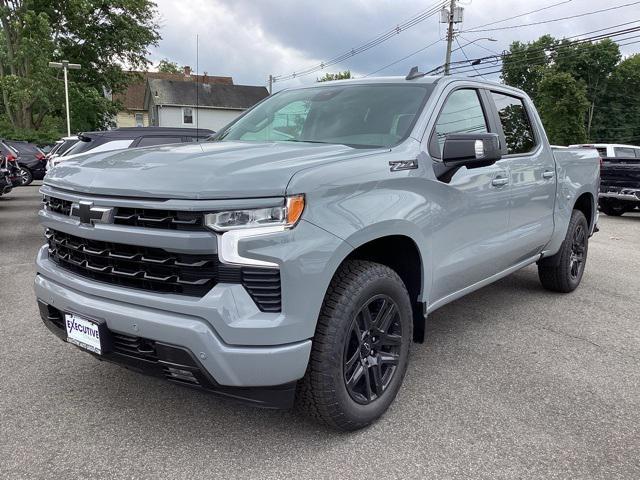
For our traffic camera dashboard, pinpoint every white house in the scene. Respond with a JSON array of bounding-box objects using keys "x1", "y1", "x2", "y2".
[{"x1": 144, "y1": 79, "x2": 269, "y2": 132}]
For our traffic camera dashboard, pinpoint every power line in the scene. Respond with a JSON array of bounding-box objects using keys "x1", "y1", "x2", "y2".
[
  {"x1": 271, "y1": 0, "x2": 448, "y2": 83},
  {"x1": 461, "y1": 0, "x2": 573, "y2": 32},
  {"x1": 440, "y1": 25, "x2": 640, "y2": 76},
  {"x1": 458, "y1": 34, "x2": 640, "y2": 77},
  {"x1": 365, "y1": 38, "x2": 444, "y2": 77},
  {"x1": 463, "y1": 1, "x2": 640, "y2": 33},
  {"x1": 454, "y1": 37, "x2": 486, "y2": 78},
  {"x1": 448, "y1": 21, "x2": 640, "y2": 72}
]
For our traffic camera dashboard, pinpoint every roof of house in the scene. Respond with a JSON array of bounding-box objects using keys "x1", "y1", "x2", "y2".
[
  {"x1": 114, "y1": 71, "x2": 233, "y2": 111},
  {"x1": 146, "y1": 79, "x2": 269, "y2": 110}
]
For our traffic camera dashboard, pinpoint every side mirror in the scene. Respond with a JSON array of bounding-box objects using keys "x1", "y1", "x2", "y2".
[{"x1": 442, "y1": 133, "x2": 501, "y2": 169}]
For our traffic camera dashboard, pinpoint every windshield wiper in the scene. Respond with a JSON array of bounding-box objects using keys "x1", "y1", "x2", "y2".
[{"x1": 281, "y1": 139, "x2": 334, "y2": 144}]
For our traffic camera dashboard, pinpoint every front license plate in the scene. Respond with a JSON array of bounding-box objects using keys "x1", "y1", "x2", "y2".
[{"x1": 65, "y1": 313, "x2": 103, "y2": 355}]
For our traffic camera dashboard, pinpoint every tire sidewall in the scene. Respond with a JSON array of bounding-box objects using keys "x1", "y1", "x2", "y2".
[
  {"x1": 565, "y1": 211, "x2": 589, "y2": 289},
  {"x1": 327, "y1": 271, "x2": 412, "y2": 426}
]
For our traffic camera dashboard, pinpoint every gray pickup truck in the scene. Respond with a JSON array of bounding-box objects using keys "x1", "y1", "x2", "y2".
[{"x1": 36, "y1": 74, "x2": 599, "y2": 430}]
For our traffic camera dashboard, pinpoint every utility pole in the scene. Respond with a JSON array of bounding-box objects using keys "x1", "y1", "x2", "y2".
[
  {"x1": 268, "y1": 74, "x2": 273, "y2": 94},
  {"x1": 49, "y1": 60, "x2": 81, "y2": 136},
  {"x1": 441, "y1": 0, "x2": 463, "y2": 75}
]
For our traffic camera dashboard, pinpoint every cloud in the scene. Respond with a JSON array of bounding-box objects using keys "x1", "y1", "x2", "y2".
[{"x1": 149, "y1": 0, "x2": 640, "y2": 88}]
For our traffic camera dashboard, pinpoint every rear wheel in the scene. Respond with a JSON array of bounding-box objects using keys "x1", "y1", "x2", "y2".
[
  {"x1": 18, "y1": 167, "x2": 33, "y2": 186},
  {"x1": 599, "y1": 199, "x2": 627, "y2": 216},
  {"x1": 538, "y1": 210, "x2": 589, "y2": 293},
  {"x1": 297, "y1": 260, "x2": 412, "y2": 431}
]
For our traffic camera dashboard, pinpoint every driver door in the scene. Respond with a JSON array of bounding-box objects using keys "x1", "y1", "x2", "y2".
[{"x1": 425, "y1": 87, "x2": 513, "y2": 306}]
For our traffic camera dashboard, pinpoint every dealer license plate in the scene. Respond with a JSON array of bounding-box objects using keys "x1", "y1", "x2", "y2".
[{"x1": 65, "y1": 313, "x2": 103, "y2": 355}]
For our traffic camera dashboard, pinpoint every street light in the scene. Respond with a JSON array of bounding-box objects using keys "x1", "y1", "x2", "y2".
[
  {"x1": 49, "y1": 60, "x2": 81, "y2": 137},
  {"x1": 452, "y1": 37, "x2": 497, "y2": 53}
]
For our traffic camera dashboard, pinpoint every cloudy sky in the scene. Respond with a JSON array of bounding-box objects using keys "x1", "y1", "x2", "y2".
[{"x1": 148, "y1": 0, "x2": 640, "y2": 89}]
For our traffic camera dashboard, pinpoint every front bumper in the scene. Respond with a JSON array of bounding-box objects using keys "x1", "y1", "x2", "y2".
[
  {"x1": 34, "y1": 258, "x2": 311, "y2": 389},
  {"x1": 599, "y1": 188, "x2": 640, "y2": 202},
  {"x1": 37, "y1": 300, "x2": 297, "y2": 408}
]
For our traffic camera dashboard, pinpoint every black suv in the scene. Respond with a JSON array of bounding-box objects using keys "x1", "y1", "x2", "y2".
[{"x1": 51, "y1": 127, "x2": 214, "y2": 169}]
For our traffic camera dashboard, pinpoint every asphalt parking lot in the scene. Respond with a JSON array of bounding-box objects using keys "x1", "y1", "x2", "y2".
[{"x1": 1, "y1": 183, "x2": 638, "y2": 480}]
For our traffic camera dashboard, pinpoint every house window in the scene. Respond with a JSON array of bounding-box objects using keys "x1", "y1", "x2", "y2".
[
  {"x1": 135, "y1": 113, "x2": 144, "y2": 127},
  {"x1": 183, "y1": 107, "x2": 193, "y2": 124}
]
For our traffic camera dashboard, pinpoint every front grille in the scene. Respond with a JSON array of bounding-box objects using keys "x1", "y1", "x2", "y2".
[
  {"x1": 111, "y1": 332, "x2": 159, "y2": 361},
  {"x1": 43, "y1": 195, "x2": 207, "y2": 231},
  {"x1": 45, "y1": 228, "x2": 282, "y2": 310},
  {"x1": 43, "y1": 196, "x2": 72, "y2": 216},
  {"x1": 46, "y1": 228, "x2": 222, "y2": 296},
  {"x1": 113, "y1": 207, "x2": 205, "y2": 231}
]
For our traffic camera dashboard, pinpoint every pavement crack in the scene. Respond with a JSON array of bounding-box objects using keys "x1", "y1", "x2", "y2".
[
  {"x1": 541, "y1": 325, "x2": 603, "y2": 348},
  {"x1": 539, "y1": 325, "x2": 639, "y2": 361}
]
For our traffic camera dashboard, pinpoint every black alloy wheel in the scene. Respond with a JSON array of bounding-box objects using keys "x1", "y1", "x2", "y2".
[
  {"x1": 569, "y1": 223, "x2": 586, "y2": 281},
  {"x1": 343, "y1": 295, "x2": 402, "y2": 405}
]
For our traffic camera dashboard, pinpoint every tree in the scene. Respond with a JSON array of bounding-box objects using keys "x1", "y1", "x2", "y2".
[
  {"x1": 0, "y1": 0, "x2": 160, "y2": 141},
  {"x1": 591, "y1": 54, "x2": 640, "y2": 145},
  {"x1": 554, "y1": 39, "x2": 620, "y2": 137},
  {"x1": 157, "y1": 59, "x2": 182, "y2": 74},
  {"x1": 536, "y1": 72, "x2": 589, "y2": 145},
  {"x1": 317, "y1": 71, "x2": 352, "y2": 82},
  {"x1": 502, "y1": 35, "x2": 627, "y2": 143},
  {"x1": 501, "y1": 35, "x2": 556, "y2": 103}
]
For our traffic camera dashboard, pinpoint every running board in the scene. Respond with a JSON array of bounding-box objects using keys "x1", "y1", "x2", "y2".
[{"x1": 426, "y1": 254, "x2": 542, "y2": 314}]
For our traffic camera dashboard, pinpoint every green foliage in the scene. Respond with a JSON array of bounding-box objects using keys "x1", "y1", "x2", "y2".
[
  {"x1": 0, "y1": 113, "x2": 63, "y2": 144},
  {"x1": 0, "y1": 0, "x2": 160, "y2": 139},
  {"x1": 591, "y1": 54, "x2": 640, "y2": 144},
  {"x1": 157, "y1": 59, "x2": 182, "y2": 74},
  {"x1": 501, "y1": 35, "x2": 638, "y2": 145},
  {"x1": 317, "y1": 71, "x2": 352, "y2": 82},
  {"x1": 501, "y1": 35, "x2": 556, "y2": 103},
  {"x1": 536, "y1": 72, "x2": 589, "y2": 145}
]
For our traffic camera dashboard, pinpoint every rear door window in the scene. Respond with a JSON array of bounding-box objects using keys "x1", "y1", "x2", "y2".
[
  {"x1": 136, "y1": 136, "x2": 183, "y2": 147},
  {"x1": 430, "y1": 89, "x2": 488, "y2": 158},
  {"x1": 490, "y1": 92, "x2": 536, "y2": 155}
]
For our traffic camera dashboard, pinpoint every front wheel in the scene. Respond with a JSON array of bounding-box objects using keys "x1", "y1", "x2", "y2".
[
  {"x1": 297, "y1": 260, "x2": 413, "y2": 431},
  {"x1": 538, "y1": 209, "x2": 589, "y2": 293}
]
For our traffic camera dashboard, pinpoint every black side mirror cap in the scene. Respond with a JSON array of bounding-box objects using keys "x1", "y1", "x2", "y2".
[{"x1": 442, "y1": 133, "x2": 502, "y2": 169}]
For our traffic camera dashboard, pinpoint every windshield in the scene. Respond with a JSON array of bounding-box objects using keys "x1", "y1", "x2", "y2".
[{"x1": 214, "y1": 83, "x2": 433, "y2": 148}]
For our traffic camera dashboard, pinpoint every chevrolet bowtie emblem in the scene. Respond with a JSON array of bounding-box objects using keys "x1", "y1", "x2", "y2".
[{"x1": 70, "y1": 201, "x2": 114, "y2": 225}]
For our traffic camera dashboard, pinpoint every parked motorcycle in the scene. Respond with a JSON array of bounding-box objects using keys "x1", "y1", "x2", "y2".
[{"x1": 0, "y1": 158, "x2": 14, "y2": 197}]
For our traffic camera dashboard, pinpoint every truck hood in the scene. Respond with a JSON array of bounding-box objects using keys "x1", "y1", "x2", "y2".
[{"x1": 44, "y1": 141, "x2": 382, "y2": 199}]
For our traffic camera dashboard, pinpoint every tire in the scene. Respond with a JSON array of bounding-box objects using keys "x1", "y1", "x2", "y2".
[
  {"x1": 296, "y1": 260, "x2": 413, "y2": 431},
  {"x1": 538, "y1": 210, "x2": 589, "y2": 293},
  {"x1": 18, "y1": 167, "x2": 33, "y2": 186},
  {"x1": 599, "y1": 199, "x2": 627, "y2": 216}
]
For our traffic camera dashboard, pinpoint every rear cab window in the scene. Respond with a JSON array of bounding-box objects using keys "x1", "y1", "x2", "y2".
[
  {"x1": 613, "y1": 147, "x2": 638, "y2": 159},
  {"x1": 490, "y1": 92, "x2": 536, "y2": 155}
]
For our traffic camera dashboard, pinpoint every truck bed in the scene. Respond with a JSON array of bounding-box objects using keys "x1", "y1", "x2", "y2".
[{"x1": 600, "y1": 157, "x2": 640, "y2": 191}]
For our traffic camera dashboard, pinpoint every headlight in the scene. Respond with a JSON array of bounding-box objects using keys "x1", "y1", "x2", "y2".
[{"x1": 205, "y1": 195, "x2": 305, "y2": 232}]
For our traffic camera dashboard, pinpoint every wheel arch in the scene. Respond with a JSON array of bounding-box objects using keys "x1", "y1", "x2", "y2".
[
  {"x1": 574, "y1": 191, "x2": 595, "y2": 230},
  {"x1": 337, "y1": 228, "x2": 429, "y2": 343}
]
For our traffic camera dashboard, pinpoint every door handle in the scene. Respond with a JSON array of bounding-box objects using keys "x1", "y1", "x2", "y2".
[
  {"x1": 491, "y1": 177, "x2": 509, "y2": 187},
  {"x1": 542, "y1": 170, "x2": 555, "y2": 179}
]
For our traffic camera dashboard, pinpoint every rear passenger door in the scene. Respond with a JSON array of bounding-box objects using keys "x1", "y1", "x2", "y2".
[{"x1": 489, "y1": 91, "x2": 556, "y2": 261}]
